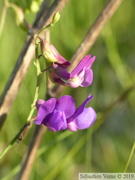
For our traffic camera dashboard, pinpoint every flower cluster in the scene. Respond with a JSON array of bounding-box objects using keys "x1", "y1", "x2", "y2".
[
  {"x1": 34, "y1": 38, "x2": 97, "y2": 132},
  {"x1": 35, "y1": 95, "x2": 96, "y2": 132},
  {"x1": 39, "y1": 39, "x2": 96, "y2": 88}
]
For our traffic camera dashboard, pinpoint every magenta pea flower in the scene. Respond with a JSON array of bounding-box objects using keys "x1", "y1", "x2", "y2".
[
  {"x1": 38, "y1": 38, "x2": 96, "y2": 88},
  {"x1": 39, "y1": 38, "x2": 70, "y2": 67},
  {"x1": 48, "y1": 63, "x2": 70, "y2": 85},
  {"x1": 35, "y1": 95, "x2": 96, "y2": 132},
  {"x1": 48, "y1": 55, "x2": 96, "y2": 88},
  {"x1": 67, "y1": 95, "x2": 96, "y2": 131},
  {"x1": 68, "y1": 55, "x2": 96, "y2": 88}
]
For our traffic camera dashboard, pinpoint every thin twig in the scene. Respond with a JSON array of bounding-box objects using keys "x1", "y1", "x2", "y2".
[
  {"x1": 51, "y1": 0, "x2": 124, "y2": 96},
  {"x1": 0, "y1": 0, "x2": 69, "y2": 129},
  {"x1": 123, "y1": 141, "x2": 135, "y2": 172},
  {"x1": 0, "y1": 1, "x2": 8, "y2": 37}
]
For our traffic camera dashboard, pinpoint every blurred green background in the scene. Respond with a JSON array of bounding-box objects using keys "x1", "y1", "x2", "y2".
[{"x1": 0, "y1": 0, "x2": 135, "y2": 179}]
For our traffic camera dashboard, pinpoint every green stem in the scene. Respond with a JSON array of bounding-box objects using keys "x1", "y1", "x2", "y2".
[
  {"x1": 0, "y1": 0, "x2": 8, "y2": 37},
  {"x1": 123, "y1": 141, "x2": 135, "y2": 172},
  {"x1": 0, "y1": 139, "x2": 15, "y2": 159},
  {"x1": 37, "y1": 11, "x2": 60, "y2": 36},
  {"x1": 38, "y1": 24, "x2": 52, "y2": 36},
  {"x1": 27, "y1": 57, "x2": 41, "y2": 122}
]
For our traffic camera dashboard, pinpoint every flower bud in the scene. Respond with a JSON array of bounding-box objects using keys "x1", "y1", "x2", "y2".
[
  {"x1": 37, "y1": 37, "x2": 70, "y2": 67},
  {"x1": 52, "y1": 11, "x2": 60, "y2": 25},
  {"x1": 41, "y1": 39, "x2": 59, "y2": 63},
  {"x1": 30, "y1": 0, "x2": 40, "y2": 13}
]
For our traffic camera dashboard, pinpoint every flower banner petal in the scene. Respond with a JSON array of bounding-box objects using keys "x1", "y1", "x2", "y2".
[{"x1": 56, "y1": 95, "x2": 76, "y2": 118}]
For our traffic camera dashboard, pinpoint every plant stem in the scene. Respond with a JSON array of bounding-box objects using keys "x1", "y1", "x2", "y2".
[
  {"x1": 27, "y1": 57, "x2": 41, "y2": 122},
  {"x1": 123, "y1": 141, "x2": 135, "y2": 172},
  {"x1": 0, "y1": 0, "x2": 8, "y2": 37}
]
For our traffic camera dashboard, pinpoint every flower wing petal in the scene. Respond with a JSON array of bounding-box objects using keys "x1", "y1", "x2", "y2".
[
  {"x1": 67, "y1": 107, "x2": 96, "y2": 131},
  {"x1": 36, "y1": 99, "x2": 45, "y2": 109},
  {"x1": 68, "y1": 95, "x2": 93, "y2": 121},
  {"x1": 52, "y1": 64, "x2": 70, "y2": 80},
  {"x1": 68, "y1": 69, "x2": 85, "y2": 88},
  {"x1": 49, "y1": 71, "x2": 67, "y2": 85},
  {"x1": 80, "y1": 69, "x2": 93, "y2": 87},
  {"x1": 46, "y1": 110, "x2": 67, "y2": 132},
  {"x1": 74, "y1": 107, "x2": 96, "y2": 129},
  {"x1": 35, "y1": 98, "x2": 56, "y2": 125}
]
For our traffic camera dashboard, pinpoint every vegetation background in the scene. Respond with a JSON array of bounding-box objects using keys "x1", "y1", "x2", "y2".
[{"x1": 0, "y1": 0, "x2": 135, "y2": 179}]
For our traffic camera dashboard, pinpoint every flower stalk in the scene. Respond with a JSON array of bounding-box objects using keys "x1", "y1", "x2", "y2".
[{"x1": 38, "y1": 11, "x2": 60, "y2": 36}]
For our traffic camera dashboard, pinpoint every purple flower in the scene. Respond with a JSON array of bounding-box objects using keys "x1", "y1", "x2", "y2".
[
  {"x1": 68, "y1": 55, "x2": 96, "y2": 88},
  {"x1": 48, "y1": 63, "x2": 70, "y2": 86},
  {"x1": 67, "y1": 95, "x2": 96, "y2": 131},
  {"x1": 38, "y1": 39, "x2": 96, "y2": 88},
  {"x1": 39, "y1": 38, "x2": 70, "y2": 67},
  {"x1": 48, "y1": 55, "x2": 96, "y2": 88},
  {"x1": 35, "y1": 95, "x2": 96, "y2": 132}
]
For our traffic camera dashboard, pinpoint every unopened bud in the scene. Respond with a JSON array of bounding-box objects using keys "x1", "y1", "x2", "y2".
[
  {"x1": 52, "y1": 11, "x2": 60, "y2": 25},
  {"x1": 30, "y1": 1, "x2": 40, "y2": 13}
]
